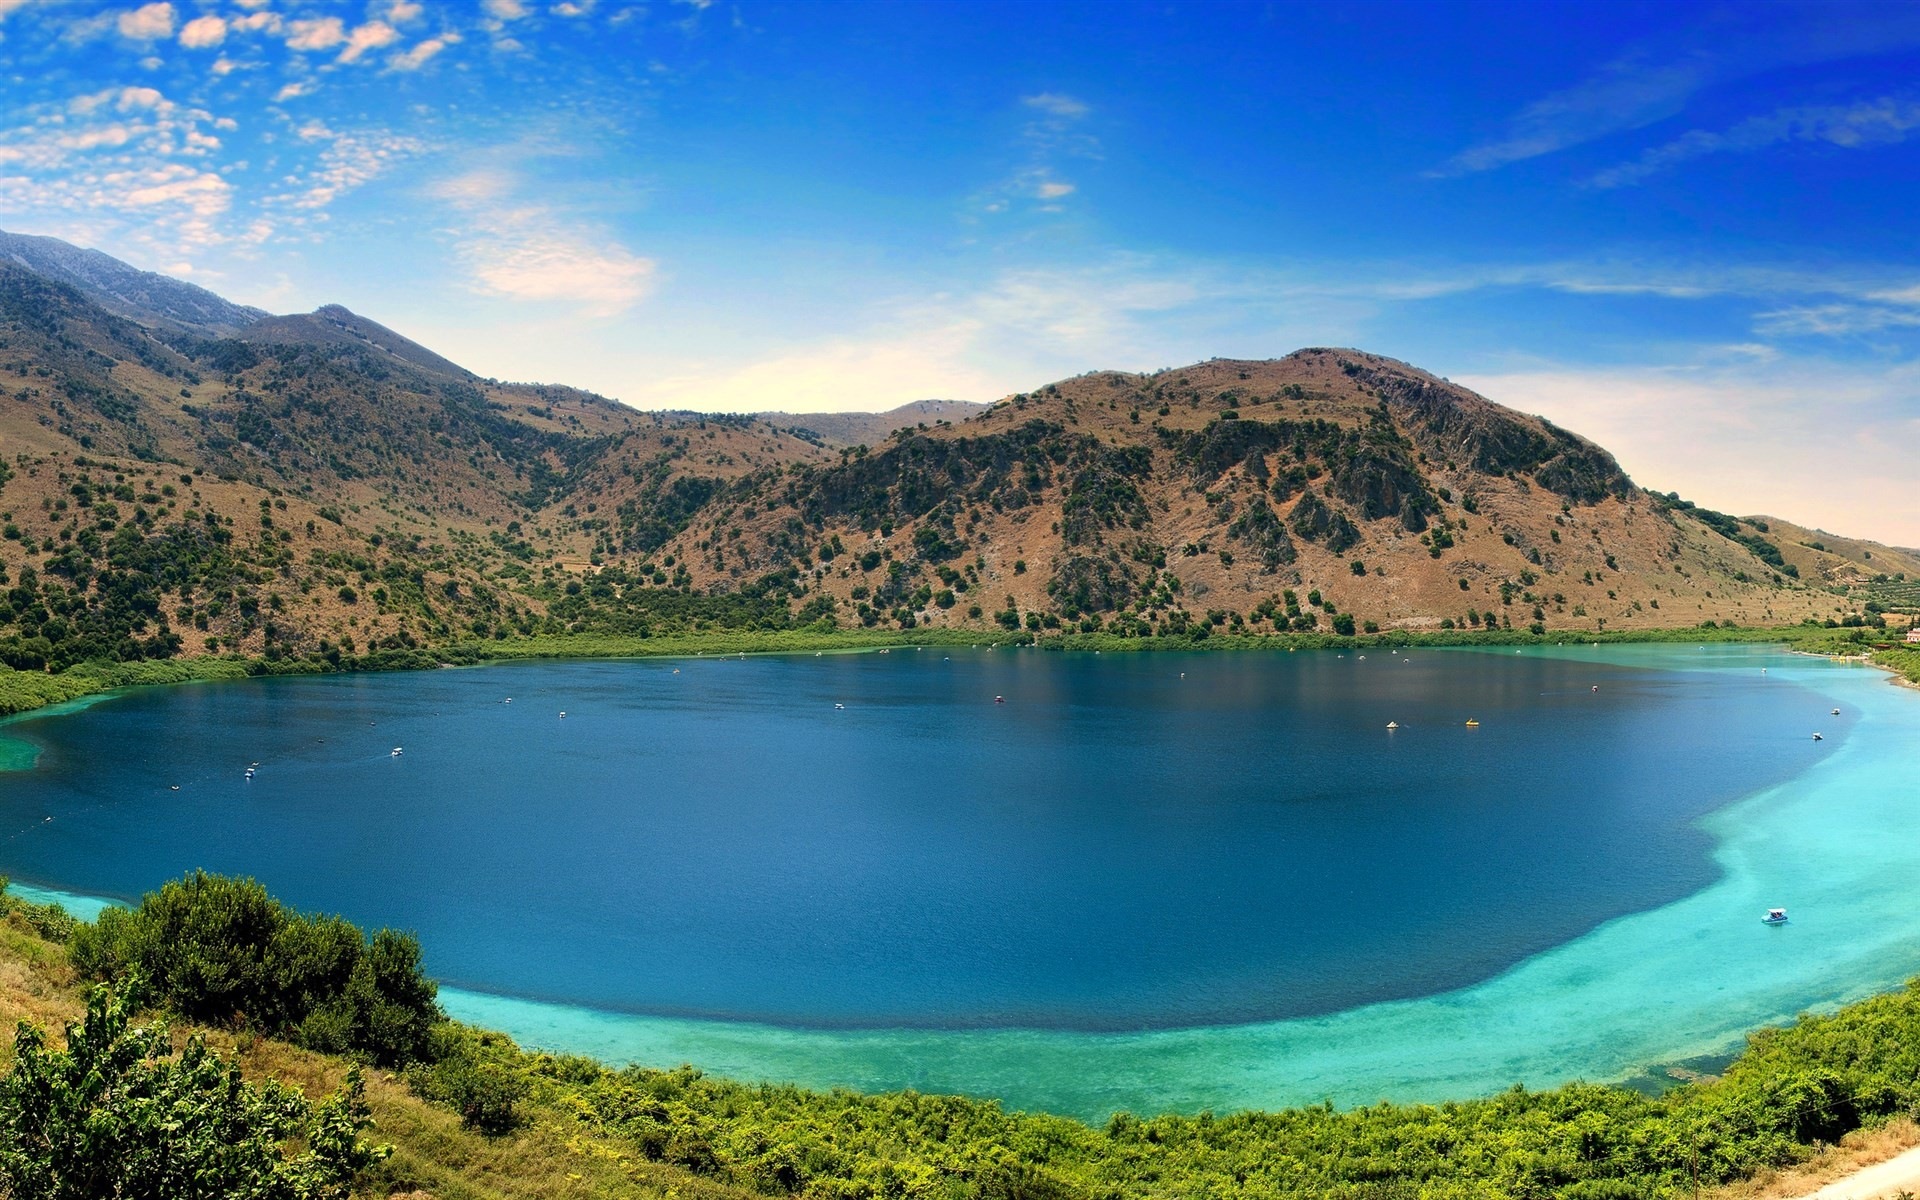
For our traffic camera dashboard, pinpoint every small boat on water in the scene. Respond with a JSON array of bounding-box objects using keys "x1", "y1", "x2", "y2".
[
  {"x1": 391, "y1": 747, "x2": 403, "y2": 757},
  {"x1": 1592, "y1": 685, "x2": 1599, "y2": 692},
  {"x1": 1812, "y1": 732, "x2": 1824, "y2": 741},
  {"x1": 1762, "y1": 908, "x2": 1789, "y2": 926},
  {"x1": 244, "y1": 768, "x2": 255, "y2": 779},
  {"x1": 1831, "y1": 708, "x2": 1841, "y2": 716},
  {"x1": 834, "y1": 703, "x2": 844, "y2": 710},
  {"x1": 1465, "y1": 718, "x2": 1480, "y2": 727},
  {"x1": 994, "y1": 695, "x2": 1005, "y2": 705},
  {"x1": 1386, "y1": 721, "x2": 1399, "y2": 730}
]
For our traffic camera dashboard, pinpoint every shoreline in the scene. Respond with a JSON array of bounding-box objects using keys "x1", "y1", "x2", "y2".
[
  {"x1": 0, "y1": 620, "x2": 1886, "y2": 727},
  {"x1": 5, "y1": 643, "x2": 1916, "y2": 1120}
]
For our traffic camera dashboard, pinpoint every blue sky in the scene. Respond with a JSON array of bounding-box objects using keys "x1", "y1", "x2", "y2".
[{"x1": 0, "y1": 0, "x2": 1916, "y2": 542}]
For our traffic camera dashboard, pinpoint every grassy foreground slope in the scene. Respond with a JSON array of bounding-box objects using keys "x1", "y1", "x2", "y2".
[{"x1": 8, "y1": 878, "x2": 1920, "y2": 1200}]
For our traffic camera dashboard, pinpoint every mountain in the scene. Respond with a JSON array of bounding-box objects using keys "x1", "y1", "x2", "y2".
[
  {"x1": 661, "y1": 353, "x2": 1920, "y2": 637},
  {"x1": 754, "y1": 399, "x2": 991, "y2": 449},
  {"x1": 0, "y1": 229, "x2": 266, "y2": 335},
  {"x1": 0, "y1": 234, "x2": 1909, "y2": 671}
]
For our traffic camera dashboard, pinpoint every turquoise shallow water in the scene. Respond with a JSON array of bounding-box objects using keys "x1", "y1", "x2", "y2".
[
  {"x1": 4, "y1": 644, "x2": 1916, "y2": 1120},
  {"x1": 452, "y1": 648, "x2": 1920, "y2": 1118}
]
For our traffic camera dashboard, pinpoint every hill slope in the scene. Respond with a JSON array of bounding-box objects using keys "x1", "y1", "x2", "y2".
[
  {"x1": 0, "y1": 235, "x2": 1908, "y2": 671},
  {"x1": 0, "y1": 228, "x2": 266, "y2": 334},
  {"x1": 754, "y1": 399, "x2": 991, "y2": 448},
  {"x1": 661, "y1": 353, "x2": 1916, "y2": 637}
]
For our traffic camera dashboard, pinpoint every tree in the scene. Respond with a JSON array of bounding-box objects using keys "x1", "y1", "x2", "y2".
[{"x1": 0, "y1": 981, "x2": 387, "y2": 1200}]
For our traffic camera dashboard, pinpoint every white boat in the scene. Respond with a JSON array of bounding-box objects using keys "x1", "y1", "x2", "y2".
[
  {"x1": 1386, "y1": 721, "x2": 1399, "y2": 730},
  {"x1": 391, "y1": 747, "x2": 403, "y2": 757},
  {"x1": 1812, "y1": 732, "x2": 1824, "y2": 741},
  {"x1": 1831, "y1": 708, "x2": 1841, "y2": 716},
  {"x1": 1762, "y1": 908, "x2": 1789, "y2": 926}
]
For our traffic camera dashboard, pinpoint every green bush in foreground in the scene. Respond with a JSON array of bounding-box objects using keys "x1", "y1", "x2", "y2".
[
  {"x1": 68, "y1": 871, "x2": 440, "y2": 1067},
  {"x1": 0, "y1": 981, "x2": 386, "y2": 1200}
]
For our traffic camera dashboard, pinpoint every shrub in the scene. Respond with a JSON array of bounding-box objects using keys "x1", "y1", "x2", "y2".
[
  {"x1": 0, "y1": 981, "x2": 387, "y2": 1198},
  {"x1": 407, "y1": 1026, "x2": 529, "y2": 1136},
  {"x1": 68, "y1": 872, "x2": 439, "y2": 1066}
]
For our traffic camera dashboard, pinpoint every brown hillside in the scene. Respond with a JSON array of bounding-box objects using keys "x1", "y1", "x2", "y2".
[
  {"x1": 0, "y1": 237, "x2": 1904, "y2": 668},
  {"x1": 755, "y1": 399, "x2": 991, "y2": 449},
  {"x1": 660, "y1": 352, "x2": 1865, "y2": 636}
]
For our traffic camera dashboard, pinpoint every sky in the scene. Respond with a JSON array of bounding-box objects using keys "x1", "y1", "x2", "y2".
[{"x1": 0, "y1": 0, "x2": 1916, "y2": 545}]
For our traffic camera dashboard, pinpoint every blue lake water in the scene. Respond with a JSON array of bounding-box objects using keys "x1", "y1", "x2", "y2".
[{"x1": 3, "y1": 644, "x2": 1916, "y2": 1118}]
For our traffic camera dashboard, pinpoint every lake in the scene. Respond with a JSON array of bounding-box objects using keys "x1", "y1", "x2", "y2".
[{"x1": 5, "y1": 643, "x2": 1916, "y2": 1118}]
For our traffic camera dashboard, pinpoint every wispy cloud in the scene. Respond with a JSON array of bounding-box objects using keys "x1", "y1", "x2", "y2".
[
  {"x1": 432, "y1": 169, "x2": 655, "y2": 316},
  {"x1": 0, "y1": 84, "x2": 233, "y2": 252},
  {"x1": 976, "y1": 92, "x2": 1097, "y2": 216},
  {"x1": 1592, "y1": 93, "x2": 1920, "y2": 187},
  {"x1": 337, "y1": 20, "x2": 400, "y2": 64},
  {"x1": 268, "y1": 120, "x2": 426, "y2": 212},
  {"x1": 1434, "y1": 6, "x2": 1920, "y2": 176},
  {"x1": 1753, "y1": 302, "x2": 1920, "y2": 337},
  {"x1": 388, "y1": 32, "x2": 458, "y2": 71}
]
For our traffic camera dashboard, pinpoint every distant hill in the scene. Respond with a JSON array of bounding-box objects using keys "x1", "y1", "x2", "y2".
[
  {"x1": 0, "y1": 228, "x2": 266, "y2": 335},
  {"x1": 671, "y1": 354, "x2": 1920, "y2": 637},
  {"x1": 0, "y1": 233, "x2": 1907, "y2": 669},
  {"x1": 240, "y1": 304, "x2": 475, "y2": 379},
  {"x1": 755, "y1": 400, "x2": 990, "y2": 449}
]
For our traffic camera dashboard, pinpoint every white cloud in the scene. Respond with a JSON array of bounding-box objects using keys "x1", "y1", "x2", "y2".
[
  {"x1": 1753, "y1": 302, "x2": 1920, "y2": 337},
  {"x1": 978, "y1": 92, "x2": 1096, "y2": 218},
  {"x1": 337, "y1": 20, "x2": 400, "y2": 63},
  {"x1": 116, "y1": 2, "x2": 174, "y2": 40},
  {"x1": 285, "y1": 16, "x2": 345, "y2": 51},
  {"x1": 178, "y1": 13, "x2": 224, "y2": 48},
  {"x1": 0, "y1": 0, "x2": 34, "y2": 19},
  {"x1": 231, "y1": 11, "x2": 279, "y2": 33},
  {"x1": 433, "y1": 169, "x2": 655, "y2": 316},
  {"x1": 386, "y1": 0, "x2": 423, "y2": 20},
  {"x1": 463, "y1": 229, "x2": 654, "y2": 314},
  {"x1": 269, "y1": 122, "x2": 426, "y2": 210},
  {"x1": 389, "y1": 33, "x2": 456, "y2": 71},
  {"x1": 1435, "y1": 12, "x2": 1920, "y2": 175},
  {"x1": 274, "y1": 80, "x2": 314, "y2": 102},
  {"x1": 484, "y1": 0, "x2": 529, "y2": 18},
  {"x1": 1592, "y1": 93, "x2": 1920, "y2": 187},
  {"x1": 1023, "y1": 92, "x2": 1090, "y2": 119}
]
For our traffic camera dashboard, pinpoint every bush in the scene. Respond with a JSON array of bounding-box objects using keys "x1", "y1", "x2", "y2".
[
  {"x1": 68, "y1": 872, "x2": 439, "y2": 1066},
  {"x1": 0, "y1": 981, "x2": 387, "y2": 1198},
  {"x1": 407, "y1": 1025, "x2": 529, "y2": 1136}
]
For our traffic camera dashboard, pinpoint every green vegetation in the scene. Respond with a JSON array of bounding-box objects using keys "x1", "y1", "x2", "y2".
[
  {"x1": 69, "y1": 871, "x2": 440, "y2": 1067},
  {"x1": 19, "y1": 871, "x2": 1920, "y2": 1199},
  {"x1": 0, "y1": 981, "x2": 386, "y2": 1199}
]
